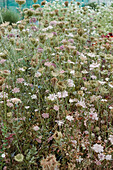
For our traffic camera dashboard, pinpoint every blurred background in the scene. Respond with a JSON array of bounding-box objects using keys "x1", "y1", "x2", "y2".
[{"x1": 0, "y1": 0, "x2": 112, "y2": 10}]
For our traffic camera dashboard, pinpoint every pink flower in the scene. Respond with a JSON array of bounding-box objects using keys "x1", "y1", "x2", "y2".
[
  {"x1": 68, "y1": 39, "x2": 74, "y2": 43},
  {"x1": 0, "y1": 59, "x2": 6, "y2": 64},
  {"x1": 36, "y1": 138, "x2": 42, "y2": 143},
  {"x1": 44, "y1": 62, "x2": 52, "y2": 67},
  {"x1": 59, "y1": 70, "x2": 65, "y2": 74},
  {"x1": 33, "y1": 126, "x2": 40, "y2": 131},
  {"x1": 7, "y1": 102, "x2": 14, "y2": 107},
  {"x1": 98, "y1": 153, "x2": 105, "y2": 161},
  {"x1": 95, "y1": 159, "x2": 101, "y2": 166},
  {"x1": 16, "y1": 78, "x2": 24, "y2": 84},
  {"x1": 48, "y1": 135, "x2": 53, "y2": 142},
  {"x1": 59, "y1": 45, "x2": 64, "y2": 50},
  {"x1": 42, "y1": 113, "x2": 49, "y2": 118},
  {"x1": 50, "y1": 20, "x2": 57, "y2": 26},
  {"x1": 54, "y1": 105, "x2": 59, "y2": 111},
  {"x1": 12, "y1": 87, "x2": 20, "y2": 93}
]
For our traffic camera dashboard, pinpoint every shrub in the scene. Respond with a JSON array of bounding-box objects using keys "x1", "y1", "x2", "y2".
[{"x1": 0, "y1": 9, "x2": 20, "y2": 24}]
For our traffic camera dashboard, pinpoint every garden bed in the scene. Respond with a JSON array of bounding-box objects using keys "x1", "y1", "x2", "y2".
[{"x1": 0, "y1": 0, "x2": 113, "y2": 169}]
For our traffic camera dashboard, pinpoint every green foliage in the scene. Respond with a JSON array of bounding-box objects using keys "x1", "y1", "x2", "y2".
[
  {"x1": 0, "y1": 9, "x2": 20, "y2": 24},
  {"x1": 84, "y1": 2, "x2": 105, "y2": 10},
  {"x1": 111, "y1": 3, "x2": 113, "y2": 7}
]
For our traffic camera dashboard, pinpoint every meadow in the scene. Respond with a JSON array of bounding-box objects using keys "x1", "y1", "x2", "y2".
[{"x1": 0, "y1": 0, "x2": 113, "y2": 169}]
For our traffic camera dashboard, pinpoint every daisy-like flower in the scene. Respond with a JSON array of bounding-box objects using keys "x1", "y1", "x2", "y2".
[
  {"x1": 47, "y1": 93, "x2": 57, "y2": 101},
  {"x1": 92, "y1": 144, "x2": 104, "y2": 153},
  {"x1": 66, "y1": 115, "x2": 74, "y2": 121},
  {"x1": 98, "y1": 153, "x2": 105, "y2": 161},
  {"x1": 53, "y1": 105, "x2": 59, "y2": 111}
]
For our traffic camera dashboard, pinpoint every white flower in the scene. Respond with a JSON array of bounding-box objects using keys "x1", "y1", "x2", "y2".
[
  {"x1": 10, "y1": 98, "x2": 22, "y2": 104},
  {"x1": 106, "y1": 155, "x2": 112, "y2": 160},
  {"x1": 76, "y1": 101, "x2": 86, "y2": 108},
  {"x1": 57, "y1": 91, "x2": 68, "y2": 98},
  {"x1": 31, "y1": 94, "x2": 37, "y2": 99},
  {"x1": 87, "y1": 53, "x2": 95, "y2": 58},
  {"x1": 91, "y1": 75, "x2": 97, "y2": 79},
  {"x1": 98, "y1": 81, "x2": 106, "y2": 85},
  {"x1": 55, "y1": 120, "x2": 64, "y2": 126},
  {"x1": 18, "y1": 68, "x2": 25, "y2": 72},
  {"x1": 98, "y1": 153, "x2": 105, "y2": 161},
  {"x1": 35, "y1": 71, "x2": 42, "y2": 78},
  {"x1": 47, "y1": 93, "x2": 57, "y2": 101},
  {"x1": 81, "y1": 70, "x2": 88, "y2": 74},
  {"x1": 108, "y1": 82, "x2": 113, "y2": 88},
  {"x1": 92, "y1": 144, "x2": 104, "y2": 153},
  {"x1": 0, "y1": 92, "x2": 8, "y2": 99},
  {"x1": 25, "y1": 106, "x2": 30, "y2": 109},
  {"x1": 76, "y1": 156, "x2": 83, "y2": 163},
  {"x1": 105, "y1": 78, "x2": 109, "y2": 81},
  {"x1": 70, "y1": 70, "x2": 75, "y2": 75},
  {"x1": 1, "y1": 153, "x2": 6, "y2": 158},
  {"x1": 66, "y1": 115, "x2": 74, "y2": 121},
  {"x1": 67, "y1": 79, "x2": 75, "y2": 87},
  {"x1": 33, "y1": 126, "x2": 40, "y2": 131},
  {"x1": 90, "y1": 63, "x2": 100, "y2": 70},
  {"x1": 61, "y1": 91, "x2": 68, "y2": 98},
  {"x1": 69, "y1": 98, "x2": 78, "y2": 103},
  {"x1": 46, "y1": 25, "x2": 53, "y2": 30},
  {"x1": 89, "y1": 111, "x2": 98, "y2": 121},
  {"x1": 108, "y1": 135, "x2": 113, "y2": 145}
]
